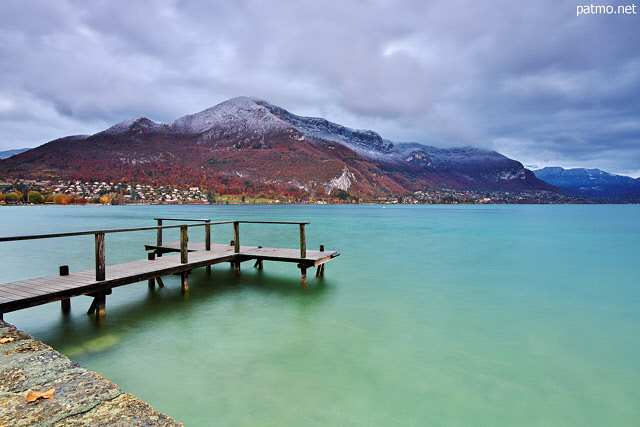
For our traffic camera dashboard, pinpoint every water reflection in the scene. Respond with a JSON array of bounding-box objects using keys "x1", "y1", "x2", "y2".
[{"x1": 32, "y1": 264, "x2": 331, "y2": 356}]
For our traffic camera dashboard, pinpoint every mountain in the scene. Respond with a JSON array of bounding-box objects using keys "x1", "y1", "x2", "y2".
[
  {"x1": 533, "y1": 167, "x2": 640, "y2": 198},
  {"x1": 0, "y1": 96, "x2": 557, "y2": 198},
  {"x1": 0, "y1": 148, "x2": 31, "y2": 159}
]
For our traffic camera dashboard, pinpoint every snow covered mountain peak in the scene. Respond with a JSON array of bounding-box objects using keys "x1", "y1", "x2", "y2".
[
  {"x1": 103, "y1": 117, "x2": 164, "y2": 135},
  {"x1": 170, "y1": 96, "x2": 292, "y2": 134}
]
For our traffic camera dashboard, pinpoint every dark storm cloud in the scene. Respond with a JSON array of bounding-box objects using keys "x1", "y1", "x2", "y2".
[{"x1": 1, "y1": 0, "x2": 638, "y2": 175}]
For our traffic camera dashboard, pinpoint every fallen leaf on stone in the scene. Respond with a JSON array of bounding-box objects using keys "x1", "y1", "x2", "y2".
[
  {"x1": 27, "y1": 387, "x2": 56, "y2": 403},
  {"x1": 0, "y1": 337, "x2": 15, "y2": 344}
]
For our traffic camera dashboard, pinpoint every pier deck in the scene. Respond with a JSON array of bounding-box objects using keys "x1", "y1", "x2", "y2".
[{"x1": 0, "y1": 219, "x2": 339, "y2": 319}]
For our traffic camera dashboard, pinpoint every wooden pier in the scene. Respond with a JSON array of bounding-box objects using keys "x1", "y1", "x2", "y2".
[{"x1": 0, "y1": 218, "x2": 339, "y2": 320}]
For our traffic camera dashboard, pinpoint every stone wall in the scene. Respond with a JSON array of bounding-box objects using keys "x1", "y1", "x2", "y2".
[{"x1": 0, "y1": 319, "x2": 182, "y2": 426}]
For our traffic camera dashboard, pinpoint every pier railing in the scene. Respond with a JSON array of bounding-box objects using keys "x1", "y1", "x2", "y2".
[{"x1": 0, "y1": 219, "x2": 310, "y2": 282}]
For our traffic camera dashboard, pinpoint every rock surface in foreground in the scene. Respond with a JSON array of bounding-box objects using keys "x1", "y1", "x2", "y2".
[{"x1": 0, "y1": 319, "x2": 182, "y2": 426}]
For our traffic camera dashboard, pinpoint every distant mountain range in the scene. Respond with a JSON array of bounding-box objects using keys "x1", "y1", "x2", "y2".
[
  {"x1": 0, "y1": 148, "x2": 30, "y2": 159},
  {"x1": 533, "y1": 167, "x2": 640, "y2": 199},
  {"x1": 0, "y1": 96, "x2": 557, "y2": 197}
]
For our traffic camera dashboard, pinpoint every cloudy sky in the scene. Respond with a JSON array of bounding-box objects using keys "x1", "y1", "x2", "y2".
[{"x1": 1, "y1": 0, "x2": 639, "y2": 175}]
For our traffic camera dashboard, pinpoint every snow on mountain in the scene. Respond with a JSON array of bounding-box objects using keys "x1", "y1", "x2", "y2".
[
  {"x1": 255, "y1": 99, "x2": 393, "y2": 156},
  {"x1": 171, "y1": 97, "x2": 292, "y2": 135},
  {"x1": 103, "y1": 117, "x2": 166, "y2": 135}
]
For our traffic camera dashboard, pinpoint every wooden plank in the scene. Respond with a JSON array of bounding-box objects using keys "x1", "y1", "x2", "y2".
[
  {"x1": 23, "y1": 276, "x2": 84, "y2": 288},
  {"x1": 0, "y1": 286, "x2": 44, "y2": 298},
  {"x1": 7, "y1": 279, "x2": 70, "y2": 293},
  {"x1": 0, "y1": 290, "x2": 19, "y2": 301}
]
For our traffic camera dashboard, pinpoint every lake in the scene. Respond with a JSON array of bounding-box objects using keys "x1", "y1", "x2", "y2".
[{"x1": 1, "y1": 204, "x2": 639, "y2": 425}]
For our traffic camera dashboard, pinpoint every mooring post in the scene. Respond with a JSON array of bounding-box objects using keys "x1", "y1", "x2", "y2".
[
  {"x1": 229, "y1": 240, "x2": 235, "y2": 269},
  {"x1": 156, "y1": 219, "x2": 163, "y2": 257},
  {"x1": 316, "y1": 245, "x2": 325, "y2": 277},
  {"x1": 87, "y1": 289, "x2": 111, "y2": 319},
  {"x1": 233, "y1": 222, "x2": 240, "y2": 254},
  {"x1": 148, "y1": 252, "x2": 156, "y2": 289},
  {"x1": 299, "y1": 224, "x2": 306, "y2": 258},
  {"x1": 96, "y1": 292, "x2": 106, "y2": 319},
  {"x1": 205, "y1": 220, "x2": 211, "y2": 251},
  {"x1": 59, "y1": 265, "x2": 71, "y2": 312},
  {"x1": 181, "y1": 272, "x2": 189, "y2": 291},
  {"x1": 180, "y1": 225, "x2": 188, "y2": 264},
  {"x1": 61, "y1": 299, "x2": 71, "y2": 313},
  {"x1": 95, "y1": 232, "x2": 105, "y2": 281}
]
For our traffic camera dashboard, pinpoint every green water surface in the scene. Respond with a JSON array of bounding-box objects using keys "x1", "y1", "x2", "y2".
[{"x1": 1, "y1": 204, "x2": 639, "y2": 425}]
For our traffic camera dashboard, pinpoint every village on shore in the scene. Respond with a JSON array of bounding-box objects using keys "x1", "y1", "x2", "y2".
[{"x1": 0, "y1": 178, "x2": 589, "y2": 206}]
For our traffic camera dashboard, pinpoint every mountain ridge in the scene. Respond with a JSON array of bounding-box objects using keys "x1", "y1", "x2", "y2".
[
  {"x1": 533, "y1": 167, "x2": 640, "y2": 198},
  {"x1": 0, "y1": 96, "x2": 558, "y2": 198}
]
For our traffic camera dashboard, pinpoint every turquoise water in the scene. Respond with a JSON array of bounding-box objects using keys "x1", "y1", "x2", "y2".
[{"x1": 1, "y1": 204, "x2": 639, "y2": 425}]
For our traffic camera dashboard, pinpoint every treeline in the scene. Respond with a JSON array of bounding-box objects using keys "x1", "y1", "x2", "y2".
[{"x1": 0, "y1": 190, "x2": 125, "y2": 205}]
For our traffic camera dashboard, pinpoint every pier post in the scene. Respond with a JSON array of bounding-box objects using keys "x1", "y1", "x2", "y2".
[
  {"x1": 299, "y1": 224, "x2": 306, "y2": 258},
  {"x1": 316, "y1": 245, "x2": 325, "y2": 277},
  {"x1": 147, "y1": 253, "x2": 156, "y2": 289},
  {"x1": 233, "y1": 222, "x2": 240, "y2": 254},
  {"x1": 300, "y1": 266, "x2": 307, "y2": 286},
  {"x1": 205, "y1": 220, "x2": 211, "y2": 251},
  {"x1": 95, "y1": 233, "x2": 105, "y2": 281},
  {"x1": 96, "y1": 293, "x2": 106, "y2": 319},
  {"x1": 87, "y1": 289, "x2": 110, "y2": 319},
  {"x1": 180, "y1": 226, "x2": 188, "y2": 264},
  {"x1": 156, "y1": 219, "x2": 163, "y2": 257},
  {"x1": 181, "y1": 272, "x2": 189, "y2": 291},
  {"x1": 60, "y1": 266, "x2": 71, "y2": 312}
]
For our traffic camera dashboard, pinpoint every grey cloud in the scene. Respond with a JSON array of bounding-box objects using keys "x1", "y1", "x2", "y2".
[{"x1": 0, "y1": 0, "x2": 638, "y2": 175}]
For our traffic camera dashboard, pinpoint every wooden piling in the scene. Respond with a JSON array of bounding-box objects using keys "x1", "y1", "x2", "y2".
[
  {"x1": 156, "y1": 219, "x2": 163, "y2": 257},
  {"x1": 61, "y1": 298, "x2": 71, "y2": 313},
  {"x1": 87, "y1": 290, "x2": 110, "y2": 318},
  {"x1": 95, "y1": 233, "x2": 105, "y2": 281},
  {"x1": 180, "y1": 226, "x2": 188, "y2": 264},
  {"x1": 316, "y1": 245, "x2": 325, "y2": 277},
  {"x1": 181, "y1": 272, "x2": 189, "y2": 291},
  {"x1": 96, "y1": 293, "x2": 106, "y2": 318},
  {"x1": 147, "y1": 253, "x2": 155, "y2": 289},
  {"x1": 233, "y1": 222, "x2": 240, "y2": 254},
  {"x1": 299, "y1": 224, "x2": 306, "y2": 258},
  {"x1": 205, "y1": 220, "x2": 211, "y2": 251}
]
